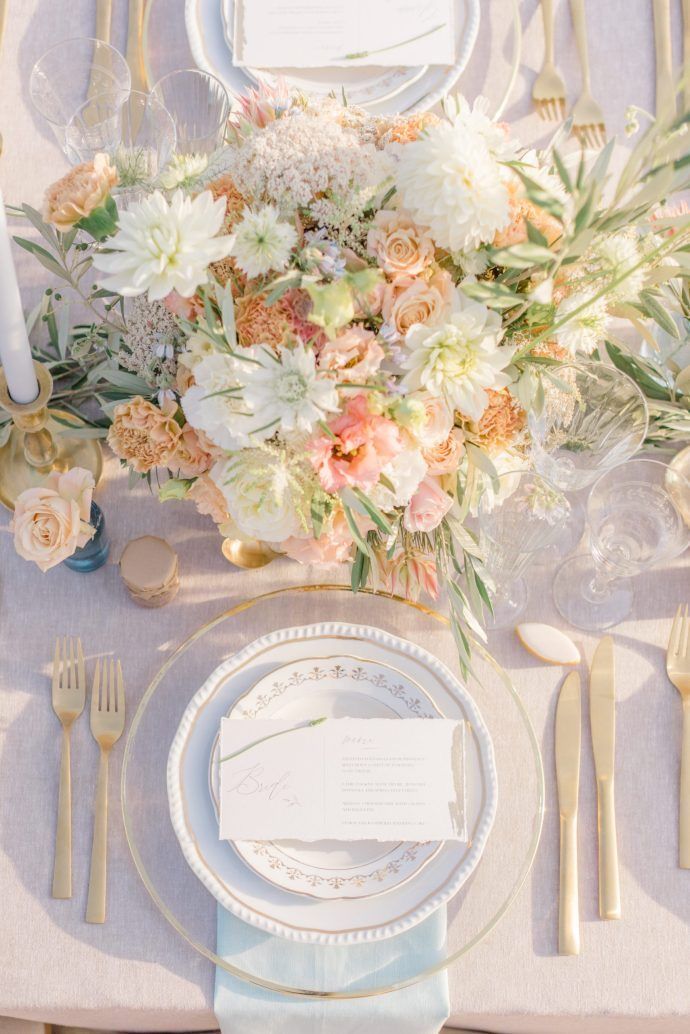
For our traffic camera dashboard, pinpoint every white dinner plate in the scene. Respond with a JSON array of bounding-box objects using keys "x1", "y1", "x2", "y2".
[
  {"x1": 184, "y1": 0, "x2": 480, "y2": 114},
  {"x1": 208, "y1": 654, "x2": 446, "y2": 901},
  {"x1": 168, "y1": 623, "x2": 498, "y2": 944}
]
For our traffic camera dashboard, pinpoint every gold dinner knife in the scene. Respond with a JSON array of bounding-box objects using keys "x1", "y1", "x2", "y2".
[
  {"x1": 653, "y1": 0, "x2": 675, "y2": 118},
  {"x1": 556, "y1": 671, "x2": 581, "y2": 956},
  {"x1": 590, "y1": 635, "x2": 621, "y2": 920}
]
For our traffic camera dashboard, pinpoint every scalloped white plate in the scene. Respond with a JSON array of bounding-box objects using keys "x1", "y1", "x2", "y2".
[{"x1": 168, "y1": 623, "x2": 497, "y2": 944}]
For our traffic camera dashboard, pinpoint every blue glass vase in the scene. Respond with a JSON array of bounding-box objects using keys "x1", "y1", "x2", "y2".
[{"x1": 63, "y1": 501, "x2": 110, "y2": 572}]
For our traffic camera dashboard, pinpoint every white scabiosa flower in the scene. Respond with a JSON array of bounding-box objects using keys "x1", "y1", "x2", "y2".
[
  {"x1": 594, "y1": 232, "x2": 645, "y2": 303},
  {"x1": 211, "y1": 449, "x2": 304, "y2": 542},
  {"x1": 241, "y1": 343, "x2": 339, "y2": 437},
  {"x1": 93, "y1": 189, "x2": 234, "y2": 301},
  {"x1": 401, "y1": 293, "x2": 512, "y2": 422},
  {"x1": 553, "y1": 292, "x2": 610, "y2": 355},
  {"x1": 180, "y1": 352, "x2": 251, "y2": 451},
  {"x1": 395, "y1": 116, "x2": 510, "y2": 253},
  {"x1": 232, "y1": 205, "x2": 298, "y2": 278}
]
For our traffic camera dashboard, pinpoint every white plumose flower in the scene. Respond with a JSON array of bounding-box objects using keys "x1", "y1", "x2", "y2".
[
  {"x1": 211, "y1": 450, "x2": 304, "y2": 542},
  {"x1": 594, "y1": 232, "x2": 645, "y2": 303},
  {"x1": 553, "y1": 292, "x2": 610, "y2": 355},
  {"x1": 181, "y1": 352, "x2": 252, "y2": 451},
  {"x1": 241, "y1": 343, "x2": 339, "y2": 437},
  {"x1": 93, "y1": 189, "x2": 233, "y2": 302},
  {"x1": 232, "y1": 205, "x2": 298, "y2": 278},
  {"x1": 401, "y1": 293, "x2": 512, "y2": 422},
  {"x1": 395, "y1": 116, "x2": 510, "y2": 253},
  {"x1": 158, "y1": 152, "x2": 209, "y2": 189}
]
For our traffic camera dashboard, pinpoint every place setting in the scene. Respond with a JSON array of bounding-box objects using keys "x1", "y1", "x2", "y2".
[{"x1": 4, "y1": 2, "x2": 690, "y2": 1033}]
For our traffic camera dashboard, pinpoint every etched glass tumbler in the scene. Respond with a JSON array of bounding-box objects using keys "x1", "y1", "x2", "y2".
[
  {"x1": 553, "y1": 458, "x2": 690, "y2": 630},
  {"x1": 478, "y1": 470, "x2": 571, "y2": 630},
  {"x1": 151, "y1": 69, "x2": 230, "y2": 157}
]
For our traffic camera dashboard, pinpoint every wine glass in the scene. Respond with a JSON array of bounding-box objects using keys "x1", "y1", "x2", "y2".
[
  {"x1": 30, "y1": 38, "x2": 132, "y2": 161},
  {"x1": 528, "y1": 361, "x2": 649, "y2": 554},
  {"x1": 151, "y1": 69, "x2": 231, "y2": 157},
  {"x1": 478, "y1": 470, "x2": 571, "y2": 630},
  {"x1": 553, "y1": 458, "x2": 690, "y2": 630}
]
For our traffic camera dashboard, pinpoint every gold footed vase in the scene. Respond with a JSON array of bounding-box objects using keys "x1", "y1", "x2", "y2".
[
  {"x1": 0, "y1": 361, "x2": 103, "y2": 510},
  {"x1": 222, "y1": 537, "x2": 279, "y2": 569}
]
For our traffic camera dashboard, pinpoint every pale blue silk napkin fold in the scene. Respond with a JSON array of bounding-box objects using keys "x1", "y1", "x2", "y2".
[{"x1": 214, "y1": 905, "x2": 450, "y2": 1033}]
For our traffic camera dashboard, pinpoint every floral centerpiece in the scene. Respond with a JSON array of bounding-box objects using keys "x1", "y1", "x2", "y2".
[{"x1": 11, "y1": 84, "x2": 690, "y2": 667}]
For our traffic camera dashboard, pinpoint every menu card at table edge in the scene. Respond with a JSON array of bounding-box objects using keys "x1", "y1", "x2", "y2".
[
  {"x1": 219, "y1": 718, "x2": 466, "y2": 842},
  {"x1": 232, "y1": 0, "x2": 457, "y2": 68}
]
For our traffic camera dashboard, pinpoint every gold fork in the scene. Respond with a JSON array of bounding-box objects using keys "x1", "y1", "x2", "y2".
[
  {"x1": 51, "y1": 637, "x2": 86, "y2": 899},
  {"x1": 86, "y1": 658, "x2": 125, "y2": 923},
  {"x1": 568, "y1": 0, "x2": 606, "y2": 148},
  {"x1": 666, "y1": 605, "x2": 690, "y2": 869},
  {"x1": 532, "y1": 0, "x2": 567, "y2": 121}
]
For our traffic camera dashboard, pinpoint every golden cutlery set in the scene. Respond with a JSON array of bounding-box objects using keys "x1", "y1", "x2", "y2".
[
  {"x1": 51, "y1": 638, "x2": 125, "y2": 924},
  {"x1": 88, "y1": 0, "x2": 149, "y2": 95}
]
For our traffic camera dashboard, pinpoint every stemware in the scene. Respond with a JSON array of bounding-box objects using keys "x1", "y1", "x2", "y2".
[
  {"x1": 29, "y1": 37, "x2": 132, "y2": 161},
  {"x1": 477, "y1": 470, "x2": 571, "y2": 630},
  {"x1": 65, "y1": 90, "x2": 176, "y2": 192},
  {"x1": 553, "y1": 458, "x2": 690, "y2": 631},
  {"x1": 151, "y1": 68, "x2": 230, "y2": 156},
  {"x1": 528, "y1": 361, "x2": 649, "y2": 553}
]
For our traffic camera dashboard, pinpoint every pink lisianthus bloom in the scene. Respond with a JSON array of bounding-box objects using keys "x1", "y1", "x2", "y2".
[
  {"x1": 318, "y1": 327, "x2": 385, "y2": 384},
  {"x1": 283, "y1": 510, "x2": 356, "y2": 566},
  {"x1": 403, "y1": 477, "x2": 453, "y2": 533},
  {"x1": 308, "y1": 394, "x2": 402, "y2": 493}
]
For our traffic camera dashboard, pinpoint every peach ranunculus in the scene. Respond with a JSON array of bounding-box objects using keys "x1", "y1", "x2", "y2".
[
  {"x1": 381, "y1": 270, "x2": 454, "y2": 339},
  {"x1": 11, "y1": 467, "x2": 95, "y2": 572},
  {"x1": 308, "y1": 393, "x2": 402, "y2": 493},
  {"x1": 283, "y1": 509, "x2": 356, "y2": 566},
  {"x1": 403, "y1": 477, "x2": 453, "y2": 532},
  {"x1": 318, "y1": 327, "x2": 385, "y2": 384},
  {"x1": 107, "y1": 396, "x2": 182, "y2": 474},
  {"x1": 423, "y1": 429, "x2": 465, "y2": 475},
  {"x1": 187, "y1": 474, "x2": 229, "y2": 524},
  {"x1": 367, "y1": 210, "x2": 435, "y2": 278},
  {"x1": 171, "y1": 424, "x2": 213, "y2": 478},
  {"x1": 493, "y1": 173, "x2": 562, "y2": 250},
  {"x1": 43, "y1": 153, "x2": 118, "y2": 232}
]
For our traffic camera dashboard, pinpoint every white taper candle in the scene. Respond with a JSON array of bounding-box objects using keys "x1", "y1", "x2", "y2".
[{"x1": 0, "y1": 190, "x2": 39, "y2": 404}]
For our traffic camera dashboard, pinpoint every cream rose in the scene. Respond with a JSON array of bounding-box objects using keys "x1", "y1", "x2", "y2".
[
  {"x1": 43, "y1": 153, "x2": 118, "y2": 232},
  {"x1": 423, "y1": 429, "x2": 466, "y2": 475},
  {"x1": 211, "y1": 450, "x2": 303, "y2": 543},
  {"x1": 413, "y1": 393, "x2": 455, "y2": 449},
  {"x1": 367, "y1": 210, "x2": 435, "y2": 278},
  {"x1": 11, "y1": 467, "x2": 95, "y2": 572},
  {"x1": 381, "y1": 270, "x2": 454, "y2": 338}
]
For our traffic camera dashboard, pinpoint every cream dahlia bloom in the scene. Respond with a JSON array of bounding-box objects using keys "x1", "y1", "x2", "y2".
[
  {"x1": 401, "y1": 293, "x2": 513, "y2": 422},
  {"x1": 93, "y1": 189, "x2": 234, "y2": 301},
  {"x1": 181, "y1": 352, "x2": 251, "y2": 452},
  {"x1": 232, "y1": 205, "x2": 298, "y2": 278},
  {"x1": 211, "y1": 450, "x2": 304, "y2": 542}
]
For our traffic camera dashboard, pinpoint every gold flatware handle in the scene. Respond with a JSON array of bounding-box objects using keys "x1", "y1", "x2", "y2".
[
  {"x1": 559, "y1": 813, "x2": 580, "y2": 955},
  {"x1": 126, "y1": 0, "x2": 148, "y2": 93},
  {"x1": 86, "y1": 749, "x2": 109, "y2": 923},
  {"x1": 540, "y1": 0, "x2": 555, "y2": 65},
  {"x1": 653, "y1": 0, "x2": 675, "y2": 116},
  {"x1": 52, "y1": 724, "x2": 72, "y2": 899},
  {"x1": 568, "y1": 0, "x2": 591, "y2": 92},
  {"x1": 683, "y1": 0, "x2": 690, "y2": 111},
  {"x1": 597, "y1": 779, "x2": 621, "y2": 918},
  {"x1": 681, "y1": 700, "x2": 690, "y2": 868}
]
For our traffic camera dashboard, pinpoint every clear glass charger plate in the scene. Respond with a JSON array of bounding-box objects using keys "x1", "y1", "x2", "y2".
[{"x1": 121, "y1": 585, "x2": 544, "y2": 999}]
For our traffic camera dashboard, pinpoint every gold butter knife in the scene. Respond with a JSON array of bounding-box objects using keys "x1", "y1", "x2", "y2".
[
  {"x1": 683, "y1": 0, "x2": 690, "y2": 112},
  {"x1": 653, "y1": 0, "x2": 675, "y2": 118},
  {"x1": 126, "y1": 0, "x2": 148, "y2": 94},
  {"x1": 87, "y1": 0, "x2": 113, "y2": 100},
  {"x1": 590, "y1": 635, "x2": 621, "y2": 920},
  {"x1": 556, "y1": 671, "x2": 581, "y2": 956}
]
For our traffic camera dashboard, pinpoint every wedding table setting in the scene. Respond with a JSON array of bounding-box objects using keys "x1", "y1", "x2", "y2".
[{"x1": 4, "y1": 2, "x2": 690, "y2": 1033}]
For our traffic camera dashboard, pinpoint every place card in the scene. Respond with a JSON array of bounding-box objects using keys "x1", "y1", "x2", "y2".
[
  {"x1": 219, "y1": 718, "x2": 466, "y2": 842},
  {"x1": 233, "y1": 0, "x2": 456, "y2": 69}
]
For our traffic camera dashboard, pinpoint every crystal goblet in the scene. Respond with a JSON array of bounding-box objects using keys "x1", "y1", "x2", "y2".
[
  {"x1": 151, "y1": 69, "x2": 230, "y2": 157},
  {"x1": 553, "y1": 458, "x2": 690, "y2": 630},
  {"x1": 30, "y1": 37, "x2": 131, "y2": 162},
  {"x1": 478, "y1": 470, "x2": 571, "y2": 630}
]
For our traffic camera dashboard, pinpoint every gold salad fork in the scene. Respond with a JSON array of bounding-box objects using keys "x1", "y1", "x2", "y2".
[
  {"x1": 86, "y1": 658, "x2": 125, "y2": 923},
  {"x1": 568, "y1": 0, "x2": 606, "y2": 147},
  {"x1": 532, "y1": 0, "x2": 567, "y2": 121},
  {"x1": 667, "y1": 606, "x2": 690, "y2": 869},
  {"x1": 52, "y1": 637, "x2": 86, "y2": 899}
]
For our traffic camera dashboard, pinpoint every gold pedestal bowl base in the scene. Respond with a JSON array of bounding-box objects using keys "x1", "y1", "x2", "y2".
[
  {"x1": 0, "y1": 408, "x2": 103, "y2": 511},
  {"x1": 221, "y1": 537, "x2": 279, "y2": 569}
]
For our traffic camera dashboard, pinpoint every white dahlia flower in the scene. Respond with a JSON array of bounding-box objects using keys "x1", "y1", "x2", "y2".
[{"x1": 241, "y1": 343, "x2": 339, "y2": 437}]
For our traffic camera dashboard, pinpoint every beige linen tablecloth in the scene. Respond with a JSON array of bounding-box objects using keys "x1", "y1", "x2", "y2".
[{"x1": 1, "y1": 1, "x2": 690, "y2": 1031}]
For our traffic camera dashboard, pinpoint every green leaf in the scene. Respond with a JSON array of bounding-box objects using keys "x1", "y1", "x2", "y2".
[
  {"x1": 158, "y1": 477, "x2": 195, "y2": 502},
  {"x1": 525, "y1": 220, "x2": 549, "y2": 247},
  {"x1": 20, "y1": 204, "x2": 60, "y2": 250},
  {"x1": 343, "y1": 505, "x2": 372, "y2": 557},
  {"x1": 351, "y1": 488, "x2": 394, "y2": 536},
  {"x1": 13, "y1": 237, "x2": 70, "y2": 281},
  {"x1": 551, "y1": 148, "x2": 572, "y2": 193},
  {"x1": 488, "y1": 242, "x2": 555, "y2": 269},
  {"x1": 639, "y1": 290, "x2": 680, "y2": 338}
]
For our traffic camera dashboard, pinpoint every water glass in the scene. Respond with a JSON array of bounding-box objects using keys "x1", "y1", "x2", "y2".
[
  {"x1": 30, "y1": 37, "x2": 131, "y2": 161},
  {"x1": 478, "y1": 470, "x2": 571, "y2": 630},
  {"x1": 553, "y1": 458, "x2": 690, "y2": 630},
  {"x1": 151, "y1": 69, "x2": 230, "y2": 157}
]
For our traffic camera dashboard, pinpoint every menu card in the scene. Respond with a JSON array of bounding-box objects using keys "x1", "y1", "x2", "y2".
[
  {"x1": 219, "y1": 718, "x2": 466, "y2": 842},
  {"x1": 233, "y1": 0, "x2": 457, "y2": 68}
]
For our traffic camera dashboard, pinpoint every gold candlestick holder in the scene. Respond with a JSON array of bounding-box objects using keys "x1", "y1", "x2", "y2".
[{"x1": 0, "y1": 361, "x2": 103, "y2": 510}]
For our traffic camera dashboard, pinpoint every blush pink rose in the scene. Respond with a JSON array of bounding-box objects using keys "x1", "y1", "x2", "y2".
[
  {"x1": 318, "y1": 327, "x2": 385, "y2": 384},
  {"x1": 381, "y1": 269, "x2": 454, "y2": 338},
  {"x1": 308, "y1": 394, "x2": 402, "y2": 493},
  {"x1": 403, "y1": 477, "x2": 453, "y2": 533}
]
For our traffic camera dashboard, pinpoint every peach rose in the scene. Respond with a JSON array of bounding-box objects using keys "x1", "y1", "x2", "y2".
[
  {"x1": 43, "y1": 153, "x2": 118, "y2": 232},
  {"x1": 107, "y1": 396, "x2": 181, "y2": 474},
  {"x1": 403, "y1": 477, "x2": 453, "y2": 533},
  {"x1": 11, "y1": 467, "x2": 95, "y2": 572},
  {"x1": 381, "y1": 270, "x2": 454, "y2": 338},
  {"x1": 171, "y1": 424, "x2": 213, "y2": 477},
  {"x1": 493, "y1": 174, "x2": 562, "y2": 250},
  {"x1": 283, "y1": 510, "x2": 355, "y2": 566},
  {"x1": 188, "y1": 474, "x2": 229, "y2": 524},
  {"x1": 367, "y1": 210, "x2": 435, "y2": 278},
  {"x1": 423, "y1": 429, "x2": 465, "y2": 475},
  {"x1": 414, "y1": 393, "x2": 454, "y2": 449},
  {"x1": 318, "y1": 327, "x2": 384, "y2": 384}
]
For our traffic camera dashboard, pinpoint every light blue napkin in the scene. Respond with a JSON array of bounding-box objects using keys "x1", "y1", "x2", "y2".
[{"x1": 214, "y1": 905, "x2": 450, "y2": 1033}]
